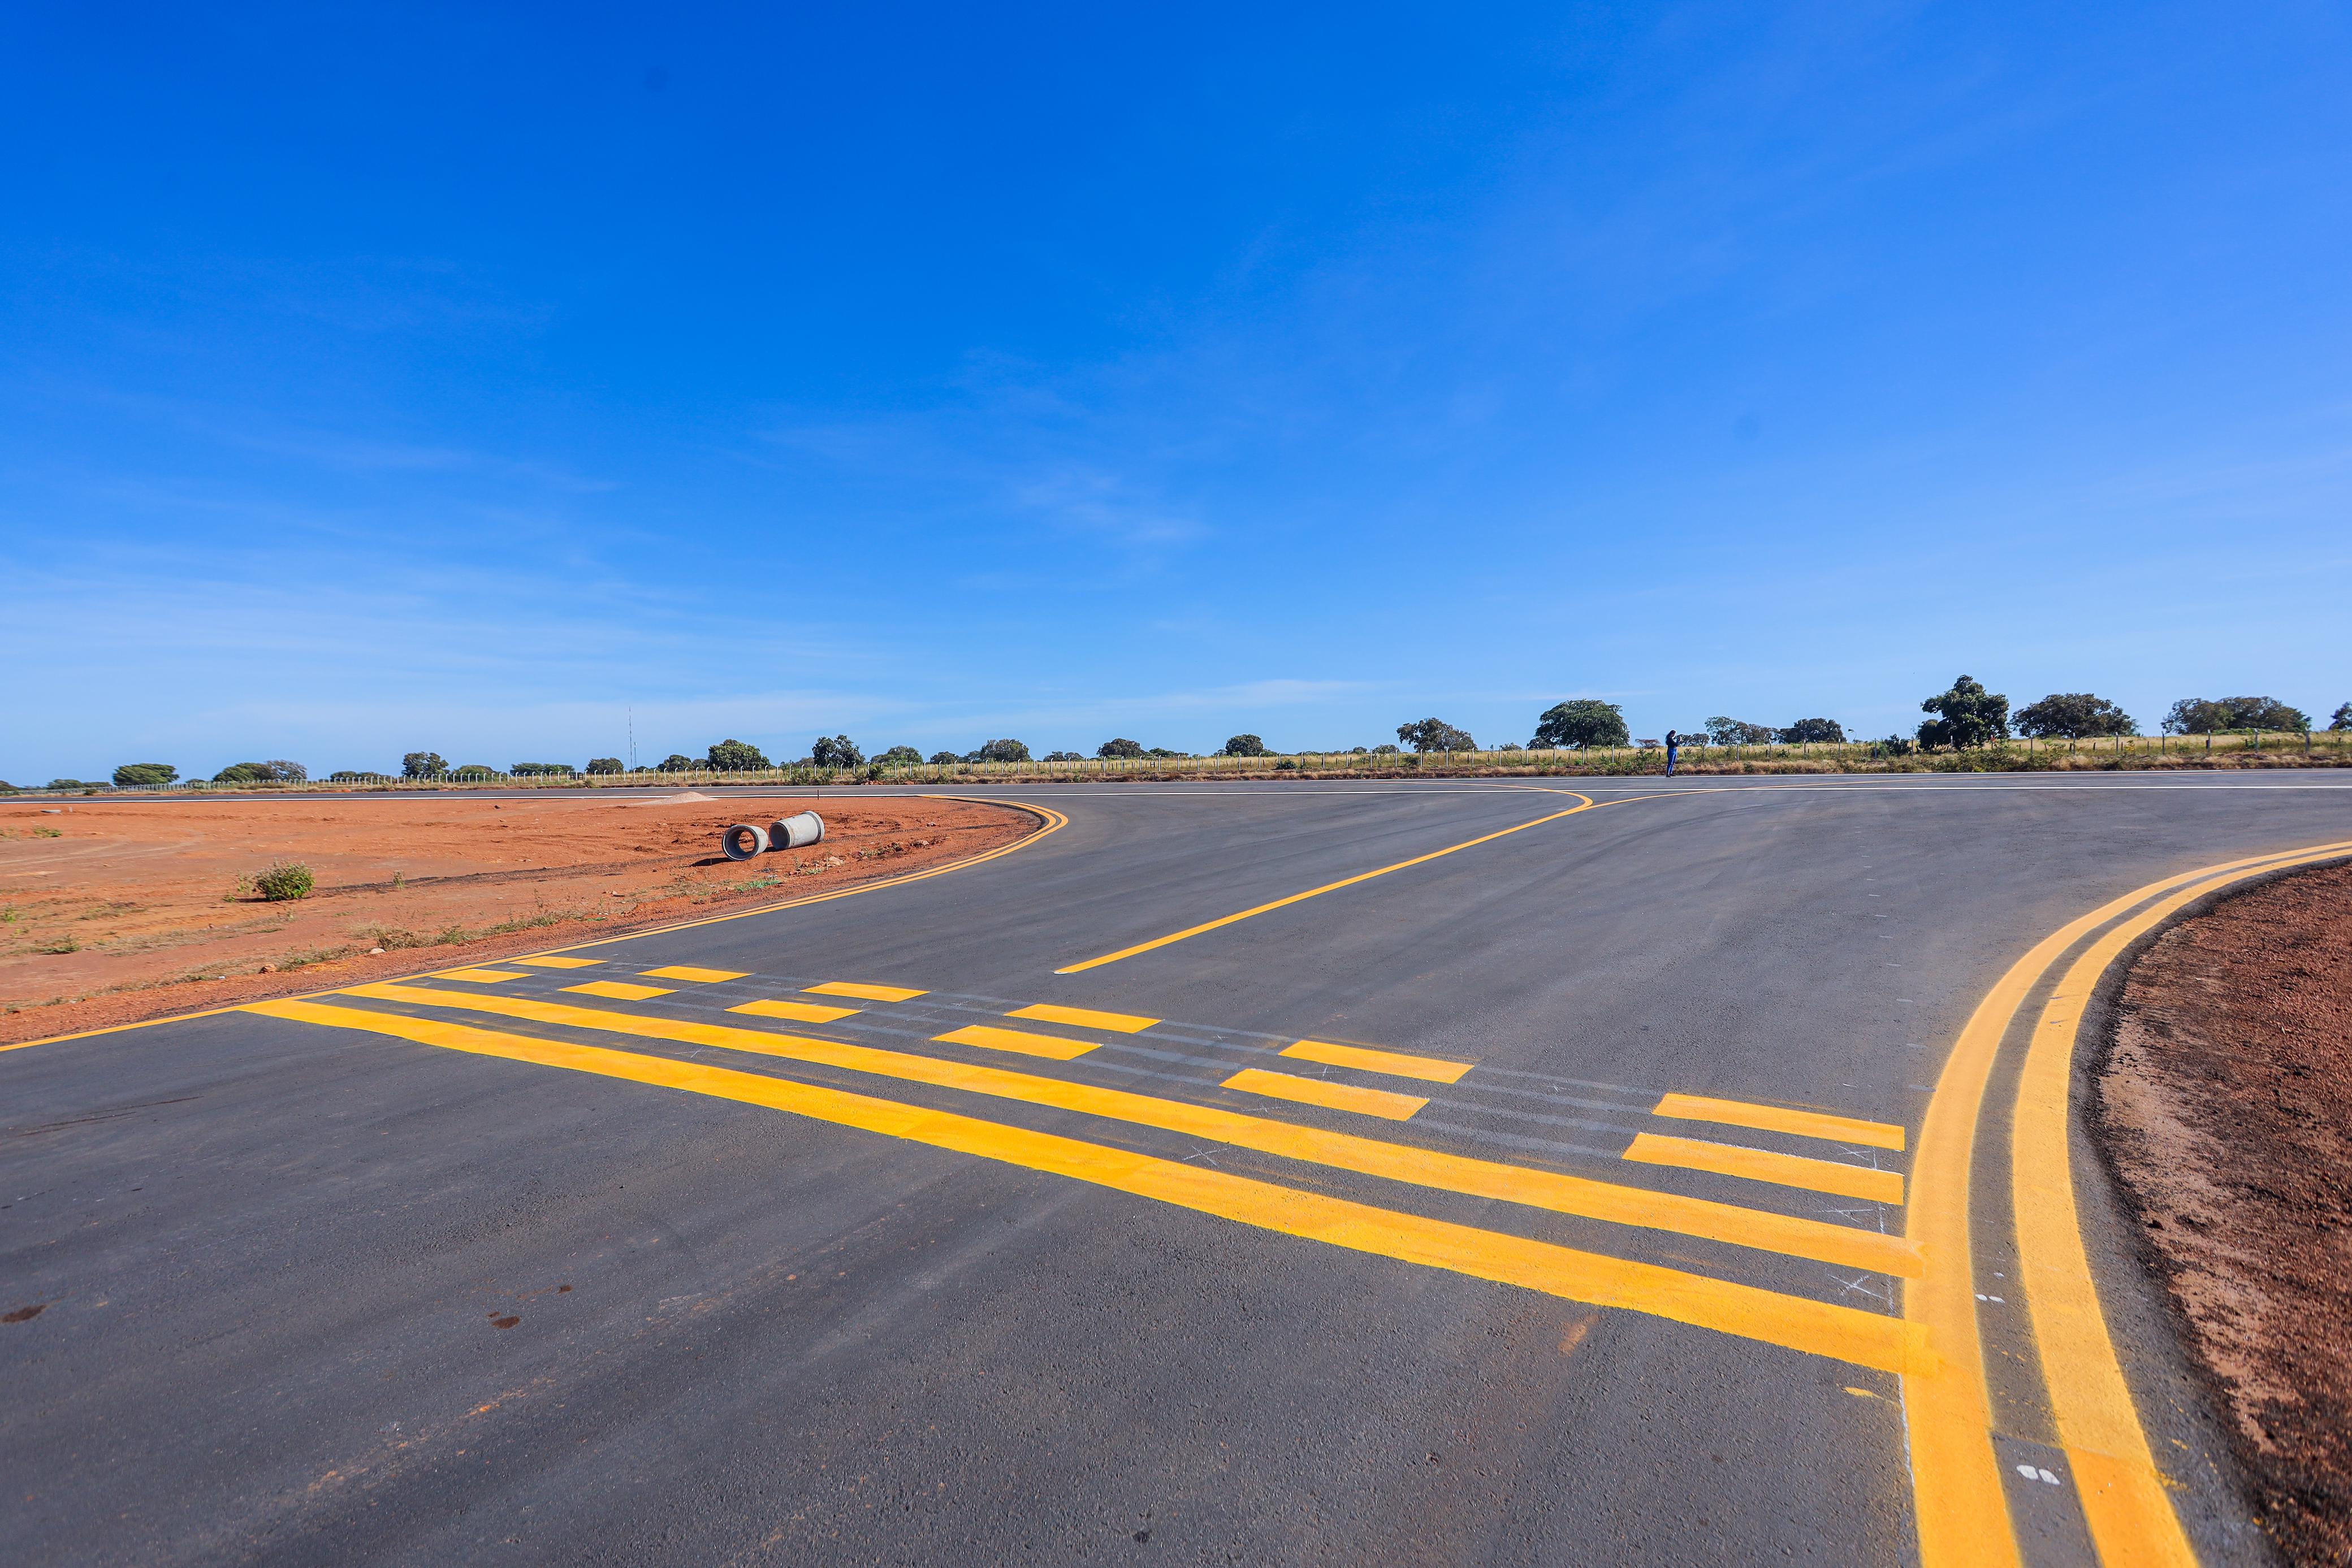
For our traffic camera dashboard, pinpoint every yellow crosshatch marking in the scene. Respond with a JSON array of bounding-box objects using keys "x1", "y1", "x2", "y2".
[
  {"x1": 563, "y1": 980, "x2": 674, "y2": 1002},
  {"x1": 1624, "y1": 1132, "x2": 1904, "y2": 1205},
  {"x1": 933, "y1": 1024, "x2": 1100, "y2": 1061},
  {"x1": 332, "y1": 982, "x2": 1922, "y2": 1276},
  {"x1": 432, "y1": 968, "x2": 528, "y2": 984},
  {"x1": 1279, "y1": 1039, "x2": 1472, "y2": 1085},
  {"x1": 244, "y1": 995, "x2": 1930, "y2": 1374},
  {"x1": 512, "y1": 955, "x2": 601, "y2": 969},
  {"x1": 1007, "y1": 1003, "x2": 1158, "y2": 1033},
  {"x1": 640, "y1": 966, "x2": 747, "y2": 984},
  {"x1": 1223, "y1": 1067, "x2": 1429, "y2": 1121},
  {"x1": 1651, "y1": 1093, "x2": 1905, "y2": 1151},
  {"x1": 806, "y1": 981, "x2": 927, "y2": 1002},
  {"x1": 729, "y1": 999, "x2": 861, "y2": 1024}
]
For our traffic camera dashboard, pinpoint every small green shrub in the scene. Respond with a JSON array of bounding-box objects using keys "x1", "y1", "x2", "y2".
[{"x1": 253, "y1": 861, "x2": 315, "y2": 902}]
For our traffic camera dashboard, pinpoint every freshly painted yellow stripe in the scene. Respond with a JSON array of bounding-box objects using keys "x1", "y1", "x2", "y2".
[
  {"x1": 1901, "y1": 838, "x2": 2352, "y2": 1568},
  {"x1": 2015, "y1": 843, "x2": 2352, "y2": 1567},
  {"x1": 1055, "y1": 797, "x2": 1596, "y2": 972},
  {"x1": 562, "y1": 980, "x2": 673, "y2": 1001},
  {"x1": 639, "y1": 965, "x2": 747, "y2": 983},
  {"x1": 431, "y1": 968, "x2": 528, "y2": 983},
  {"x1": 806, "y1": 981, "x2": 927, "y2": 1002},
  {"x1": 1223, "y1": 1067, "x2": 1429, "y2": 1121},
  {"x1": 1280, "y1": 1038, "x2": 1472, "y2": 1084},
  {"x1": 512, "y1": 955, "x2": 600, "y2": 969},
  {"x1": 728, "y1": 999, "x2": 861, "y2": 1024},
  {"x1": 339, "y1": 982, "x2": 1921, "y2": 1276},
  {"x1": 932, "y1": 1024, "x2": 1099, "y2": 1061},
  {"x1": 245, "y1": 997, "x2": 1927, "y2": 1372},
  {"x1": 1006, "y1": 1002, "x2": 1158, "y2": 1033},
  {"x1": 1651, "y1": 1093, "x2": 1905, "y2": 1152},
  {"x1": 1623, "y1": 1133, "x2": 1904, "y2": 1205}
]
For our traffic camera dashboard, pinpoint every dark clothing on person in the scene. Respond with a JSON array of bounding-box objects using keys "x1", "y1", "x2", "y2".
[{"x1": 1664, "y1": 729, "x2": 1680, "y2": 776}]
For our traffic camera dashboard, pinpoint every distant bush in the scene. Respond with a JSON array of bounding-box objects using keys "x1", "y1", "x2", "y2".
[
  {"x1": 1705, "y1": 717, "x2": 1775, "y2": 746},
  {"x1": 510, "y1": 762, "x2": 577, "y2": 777},
  {"x1": 263, "y1": 760, "x2": 308, "y2": 782},
  {"x1": 1372, "y1": 743, "x2": 1400, "y2": 755},
  {"x1": 450, "y1": 765, "x2": 499, "y2": 781},
  {"x1": 585, "y1": 757, "x2": 625, "y2": 774},
  {"x1": 1777, "y1": 718, "x2": 1846, "y2": 744},
  {"x1": 1148, "y1": 747, "x2": 1187, "y2": 758},
  {"x1": 1274, "y1": 757, "x2": 1298, "y2": 770},
  {"x1": 655, "y1": 753, "x2": 695, "y2": 772},
  {"x1": 1875, "y1": 735, "x2": 1916, "y2": 756},
  {"x1": 1097, "y1": 738, "x2": 1146, "y2": 759},
  {"x1": 928, "y1": 751, "x2": 959, "y2": 765},
  {"x1": 112, "y1": 763, "x2": 179, "y2": 788},
  {"x1": 970, "y1": 739, "x2": 1030, "y2": 763},
  {"x1": 1396, "y1": 718, "x2": 1476, "y2": 753},
  {"x1": 1043, "y1": 751, "x2": 1084, "y2": 762},
  {"x1": 1535, "y1": 700, "x2": 1629, "y2": 750},
  {"x1": 212, "y1": 764, "x2": 269, "y2": 784},
  {"x1": 1918, "y1": 674, "x2": 2009, "y2": 751},
  {"x1": 2333, "y1": 703, "x2": 2351, "y2": 732},
  {"x1": 47, "y1": 778, "x2": 98, "y2": 790},
  {"x1": 2015, "y1": 694, "x2": 2138, "y2": 739},
  {"x1": 1221, "y1": 734, "x2": 1267, "y2": 757},
  {"x1": 874, "y1": 746, "x2": 923, "y2": 766},
  {"x1": 328, "y1": 770, "x2": 386, "y2": 782},
  {"x1": 811, "y1": 734, "x2": 863, "y2": 768},
  {"x1": 403, "y1": 752, "x2": 448, "y2": 779},
  {"x1": 253, "y1": 861, "x2": 315, "y2": 902},
  {"x1": 707, "y1": 739, "x2": 772, "y2": 771},
  {"x1": 2164, "y1": 696, "x2": 2311, "y2": 734}
]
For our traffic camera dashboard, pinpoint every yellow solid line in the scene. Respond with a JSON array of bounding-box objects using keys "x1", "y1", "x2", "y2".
[
  {"x1": 1652, "y1": 1092, "x2": 1905, "y2": 1152},
  {"x1": 562, "y1": 981, "x2": 673, "y2": 1001},
  {"x1": 431, "y1": 968, "x2": 528, "y2": 983},
  {"x1": 512, "y1": 955, "x2": 600, "y2": 969},
  {"x1": 1007, "y1": 1002, "x2": 1159, "y2": 1033},
  {"x1": 245, "y1": 997, "x2": 1927, "y2": 1372},
  {"x1": 1054, "y1": 797, "x2": 1596, "y2": 972},
  {"x1": 807, "y1": 981, "x2": 927, "y2": 1002},
  {"x1": 639, "y1": 965, "x2": 747, "y2": 983},
  {"x1": 1281, "y1": 1038, "x2": 1472, "y2": 1084},
  {"x1": 1623, "y1": 1132, "x2": 1904, "y2": 1205},
  {"x1": 932, "y1": 1024, "x2": 1100, "y2": 1061},
  {"x1": 2014, "y1": 842, "x2": 2352, "y2": 1567},
  {"x1": 338, "y1": 982, "x2": 1922, "y2": 1277},
  {"x1": 1901, "y1": 838, "x2": 2352, "y2": 1568},
  {"x1": 728, "y1": 999, "x2": 861, "y2": 1024},
  {"x1": 1223, "y1": 1067, "x2": 1429, "y2": 1120}
]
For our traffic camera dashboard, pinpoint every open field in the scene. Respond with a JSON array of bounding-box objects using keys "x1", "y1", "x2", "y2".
[{"x1": 0, "y1": 794, "x2": 1034, "y2": 1044}]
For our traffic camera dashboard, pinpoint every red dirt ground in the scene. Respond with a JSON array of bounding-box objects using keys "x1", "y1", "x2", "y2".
[
  {"x1": 2096, "y1": 859, "x2": 2352, "y2": 1566},
  {"x1": 0, "y1": 794, "x2": 1035, "y2": 1045}
]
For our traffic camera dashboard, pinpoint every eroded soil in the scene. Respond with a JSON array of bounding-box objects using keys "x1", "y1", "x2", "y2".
[
  {"x1": 0, "y1": 793, "x2": 1034, "y2": 1044},
  {"x1": 2097, "y1": 859, "x2": 2352, "y2": 1565}
]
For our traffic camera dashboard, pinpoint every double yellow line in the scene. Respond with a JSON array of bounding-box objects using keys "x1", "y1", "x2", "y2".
[{"x1": 1906, "y1": 838, "x2": 2352, "y2": 1568}]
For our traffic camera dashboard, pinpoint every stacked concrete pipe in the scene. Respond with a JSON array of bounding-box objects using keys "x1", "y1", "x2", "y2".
[
  {"x1": 720, "y1": 822, "x2": 770, "y2": 861},
  {"x1": 719, "y1": 811, "x2": 823, "y2": 861}
]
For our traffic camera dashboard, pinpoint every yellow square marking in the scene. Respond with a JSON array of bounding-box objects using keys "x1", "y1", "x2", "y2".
[
  {"x1": 933, "y1": 1024, "x2": 1099, "y2": 1062},
  {"x1": 1221, "y1": 1068, "x2": 1428, "y2": 1121},
  {"x1": 512, "y1": 955, "x2": 601, "y2": 969},
  {"x1": 1651, "y1": 1092, "x2": 1905, "y2": 1151},
  {"x1": 1007, "y1": 1003, "x2": 1158, "y2": 1033},
  {"x1": 729, "y1": 999, "x2": 861, "y2": 1024},
  {"x1": 431, "y1": 968, "x2": 529, "y2": 984},
  {"x1": 806, "y1": 981, "x2": 927, "y2": 1002},
  {"x1": 639, "y1": 966, "x2": 747, "y2": 984},
  {"x1": 562, "y1": 981, "x2": 674, "y2": 1002},
  {"x1": 1281, "y1": 1039, "x2": 1472, "y2": 1085},
  {"x1": 1622, "y1": 1132, "x2": 1904, "y2": 1205}
]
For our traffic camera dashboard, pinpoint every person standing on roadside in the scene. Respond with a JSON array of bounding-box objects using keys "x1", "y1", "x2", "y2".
[{"x1": 1664, "y1": 729, "x2": 1680, "y2": 777}]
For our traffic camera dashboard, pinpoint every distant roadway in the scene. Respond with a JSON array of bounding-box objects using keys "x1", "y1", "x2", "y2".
[{"x1": 6, "y1": 774, "x2": 2350, "y2": 1566}]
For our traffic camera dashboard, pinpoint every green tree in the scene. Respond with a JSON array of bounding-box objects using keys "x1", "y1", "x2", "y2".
[
  {"x1": 2014, "y1": 694, "x2": 2138, "y2": 739},
  {"x1": 1220, "y1": 734, "x2": 1267, "y2": 757},
  {"x1": 1097, "y1": 737, "x2": 1146, "y2": 759},
  {"x1": 450, "y1": 765, "x2": 499, "y2": 781},
  {"x1": 2332, "y1": 703, "x2": 2351, "y2": 731},
  {"x1": 873, "y1": 746, "x2": 923, "y2": 766},
  {"x1": 213, "y1": 763, "x2": 268, "y2": 783},
  {"x1": 928, "y1": 750, "x2": 959, "y2": 765},
  {"x1": 1704, "y1": 717, "x2": 1775, "y2": 746},
  {"x1": 402, "y1": 751, "x2": 448, "y2": 779},
  {"x1": 1918, "y1": 674, "x2": 2009, "y2": 750},
  {"x1": 1396, "y1": 717, "x2": 1476, "y2": 752},
  {"x1": 328, "y1": 770, "x2": 384, "y2": 782},
  {"x1": 1043, "y1": 751, "x2": 1084, "y2": 762},
  {"x1": 2164, "y1": 696, "x2": 2310, "y2": 734},
  {"x1": 811, "y1": 735, "x2": 863, "y2": 768},
  {"x1": 1534, "y1": 700, "x2": 1629, "y2": 750},
  {"x1": 262, "y1": 760, "x2": 308, "y2": 782},
  {"x1": 706, "y1": 738, "x2": 772, "y2": 771},
  {"x1": 655, "y1": 753, "x2": 696, "y2": 772},
  {"x1": 585, "y1": 757, "x2": 624, "y2": 774},
  {"x1": 1372, "y1": 743, "x2": 1401, "y2": 755},
  {"x1": 1777, "y1": 718, "x2": 1846, "y2": 744},
  {"x1": 112, "y1": 763, "x2": 179, "y2": 788},
  {"x1": 970, "y1": 738, "x2": 1030, "y2": 763},
  {"x1": 510, "y1": 762, "x2": 577, "y2": 776}
]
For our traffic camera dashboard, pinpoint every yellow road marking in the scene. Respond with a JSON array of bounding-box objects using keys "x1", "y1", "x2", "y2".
[
  {"x1": 1223, "y1": 1067, "x2": 1429, "y2": 1121},
  {"x1": 1651, "y1": 1093, "x2": 1905, "y2": 1151},
  {"x1": 1008, "y1": 1002, "x2": 1158, "y2": 1033},
  {"x1": 1623, "y1": 1133, "x2": 1904, "y2": 1205},
  {"x1": 1281, "y1": 1038, "x2": 1472, "y2": 1084},
  {"x1": 639, "y1": 965, "x2": 747, "y2": 983},
  {"x1": 513, "y1": 955, "x2": 600, "y2": 969},
  {"x1": 562, "y1": 981, "x2": 673, "y2": 1001},
  {"x1": 1901, "y1": 837, "x2": 2352, "y2": 1568},
  {"x1": 1054, "y1": 796, "x2": 1596, "y2": 972},
  {"x1": 244, "y1": 997, "x2": 1929, "y2": 1372},
  {"x1": 807, "y1": 981, "x2": 927, "y2": 1002},
  {"x1": 335, "y1": 983, "x2": 1922, "y2": 1276},
  {"x1": 933, "y1": 1024, "x2": 1099, "y2": 1061},
  {"x1": 431, "y1": 968, "x2": 528, "y2": 983},
  {"x1": 728, "y1": 999, "x2": 861, "y2": 1024}
]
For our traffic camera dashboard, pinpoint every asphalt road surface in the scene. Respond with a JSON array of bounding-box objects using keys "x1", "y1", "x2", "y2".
[{"x1": 7, "y1": 774, "x2": 2350, "y2": 1566}]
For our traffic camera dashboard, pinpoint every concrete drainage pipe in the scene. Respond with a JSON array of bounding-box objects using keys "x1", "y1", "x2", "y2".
[
  {"x1": 721, "y1": 823, "x2": 771, "y2": 861},
  {"x1": 770, "y1": 811, "x2": 824, "y2": 850}
]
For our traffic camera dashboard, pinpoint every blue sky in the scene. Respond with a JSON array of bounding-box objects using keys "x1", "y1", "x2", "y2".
[{"x1": 5, "y1": 3, "x2": 2348, "y2": 779}]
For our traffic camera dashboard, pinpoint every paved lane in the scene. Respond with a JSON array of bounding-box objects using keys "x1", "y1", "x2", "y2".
[{"x1": 5, "y1": 776, "x2": 2348, "y2": 1565}]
